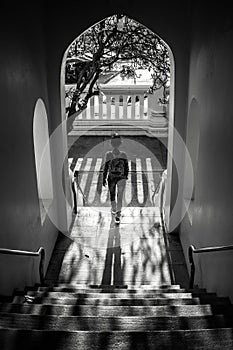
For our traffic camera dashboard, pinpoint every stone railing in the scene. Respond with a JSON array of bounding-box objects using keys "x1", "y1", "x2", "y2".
[{"x1": 68, "y1": 84, "x2": 168, "y2": 139}]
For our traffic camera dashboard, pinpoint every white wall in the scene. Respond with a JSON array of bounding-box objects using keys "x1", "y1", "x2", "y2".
[
  {"x1": 180, "y1": 2, "x2": 233, "y2": 300},
  {"x1": 33, "y1": 98, "x2": 54, "y2": 224},
  {"x1": 0, "y1": 4, "x2": 58, "y2": 296}
]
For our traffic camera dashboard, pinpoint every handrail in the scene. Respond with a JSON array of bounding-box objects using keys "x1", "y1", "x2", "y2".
[
  {"x1": 188, "y1": 244, "x2": 233, "y2": 288},
  {"x1": 0, "y1": 247, "x2": 45, "y2": 285}
]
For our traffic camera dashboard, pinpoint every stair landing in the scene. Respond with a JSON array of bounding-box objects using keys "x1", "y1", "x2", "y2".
[{"x1": 46, "y1": 206, "x2": 188, "y2": 288}]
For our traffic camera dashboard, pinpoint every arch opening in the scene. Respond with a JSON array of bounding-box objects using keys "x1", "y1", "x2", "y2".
[{"x1": 60, "y1": 14, "x2": 175, "y2": 232}]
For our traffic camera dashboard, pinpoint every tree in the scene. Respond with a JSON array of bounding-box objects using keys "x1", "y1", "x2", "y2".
[{"x1": 66, "y1": 14, "x2": 170, "y2": 118}]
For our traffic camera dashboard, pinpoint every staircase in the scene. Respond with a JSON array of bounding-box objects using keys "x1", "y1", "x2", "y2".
[{"x1": 1, "y1": 283, "x2": 233, "y2": 349}]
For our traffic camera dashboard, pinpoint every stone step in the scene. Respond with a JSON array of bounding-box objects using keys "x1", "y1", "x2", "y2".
[
  {"x1": 1, "y1": 295, "x2": 229, "y2": 312},
  {"x1": 4, "y1": 302, "x2": 233, "y2": 317},
  {"x1": 13, "y1": 292, "x2": 224, "y2": 306},
  {"x1": 0, "y1": 313, "x2": 233, "y2": 331},
  {"x1": 0, "y1": 328, "x2": 233, "y2": 350},
  {"x1": 36, "y1": 285, "x2": 184, "y2": 294},
  {"x1": 16, "y1": 296, "x2": 232, "y2": 307},
  {"x1": 43, "y1": 283, "x2": 182, "y2": 288},
  {"x1": 1, "y1": 303, "x2": 230, "y2": 317},
  {"x1": 27, "y1": 289, "x2": 216, "y2": 298},
  {"x1": 12, "y1": 293, "x2": 199, "y2": 305},
  {"x1": 23, "y1": 291, "x2": 196, "y2": 300}
]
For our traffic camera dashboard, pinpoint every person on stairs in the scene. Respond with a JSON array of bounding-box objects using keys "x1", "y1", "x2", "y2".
[{"x1": 103, "y1": 132, "x2": 129, "y2": 224}]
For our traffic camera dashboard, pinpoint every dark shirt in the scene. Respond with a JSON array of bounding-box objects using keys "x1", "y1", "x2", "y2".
[{"x1": 103, "y1": 150, "x2": 129, "y2": 183}]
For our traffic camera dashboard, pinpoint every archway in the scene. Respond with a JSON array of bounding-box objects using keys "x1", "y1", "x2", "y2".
[{"x1": 60, "y1": 14, "x2": 175, "y2": 232}]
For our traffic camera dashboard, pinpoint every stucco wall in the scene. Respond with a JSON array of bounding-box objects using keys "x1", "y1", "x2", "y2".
[
  {"x1": 0, "y1": 4, "x2": 58, "y2": 295},
  {"x1": 180, "y1": 2, "x2": 233, "y2": 300}
]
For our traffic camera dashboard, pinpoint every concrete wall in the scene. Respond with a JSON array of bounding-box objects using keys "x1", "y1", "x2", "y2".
[
  {"x1": 0, "y1": 3, "x2": 59, "y2": 295},
  {"x1": 180, "y1": 2, "x2": 233, "y2": 300}
]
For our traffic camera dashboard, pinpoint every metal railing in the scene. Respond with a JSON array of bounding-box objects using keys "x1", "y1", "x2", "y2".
[
  {"x1": 188, "y1": 244, "x2": 233, "y2": 288},
  {"x1": 0, "y1": 247, "x2": 45, "y2": 285}
]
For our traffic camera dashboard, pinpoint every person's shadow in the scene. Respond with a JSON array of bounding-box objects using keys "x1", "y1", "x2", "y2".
[{"x1": 101, "y1": 217, "x2": 125, "y2": 285}]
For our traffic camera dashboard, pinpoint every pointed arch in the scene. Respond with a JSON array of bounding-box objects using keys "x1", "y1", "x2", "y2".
[{"x1": 60, "y1": 14, "x2": 175, "y2": 231}]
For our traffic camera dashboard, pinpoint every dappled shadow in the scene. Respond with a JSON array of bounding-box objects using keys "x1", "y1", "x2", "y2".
[{"x1": 119, "y1": 210, "x2": 172, "y2": 287}]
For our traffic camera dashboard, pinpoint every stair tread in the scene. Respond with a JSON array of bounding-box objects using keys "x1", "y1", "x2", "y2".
[
  {"x1": 16, "y1": 295, "x2": 225, "y2": 304},
  {"x1": 0, "y1": 313, "x2": 233, "y2": 331},
  {"x1": 1, "y1": 304, "x2": 230, "y2": 316},
  {"x1": 2, "y1": 281, "x2": 233, "y2": 349},
  {"x1": 37, "y1": 287, "x2": 185, "y2": 293},
  {"x1": 24, "y1": 289, "x2": 216, "y2": 296},
  {"x1": 0, "y1": 296, "x2": 230, "y2": 312},
  {"x1": 24, "y1": 291, "x2": 195, "y2": 298},
  {"x1": 44, "y1": 283, "x2": 181, "y2": 290},
  {"x1": 0, "y1": 328, "x2": 233, "y2": 350}
]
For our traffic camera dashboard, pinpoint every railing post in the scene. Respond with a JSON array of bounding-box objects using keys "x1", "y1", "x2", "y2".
[
  {"x1": 188, "y1": 245, "x2": 195, "y2": 289},
  {"x1": 39, "y1": 247, "x2": 45, "y2": 285}
]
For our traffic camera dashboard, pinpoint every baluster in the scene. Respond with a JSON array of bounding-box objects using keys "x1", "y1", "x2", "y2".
[
  {"x1": 106, "y1": 95, "x2": 111, "y2": 119},
  {"x1": 123, "y1": 95, "x2": 128, "y2": 119},
  {"x1": 131, "y1": 95, "x2": 136, "y2": 119},
  {"x1": 90, "y1": 96, "x2": 95, "y2": 119},
  {"x1": 98, "y1": 93, "x2": 103, "y2": 119},
  {"x1": 115, "y1": 95, "x2": 119, "y2": 119},
  {"x1": 119, "y1": 95, "x2": 123, "y2": 119}
]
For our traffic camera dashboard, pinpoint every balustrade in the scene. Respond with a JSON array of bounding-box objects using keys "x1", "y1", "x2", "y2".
[
  {"x1": 76, "y1": 87, "x2": 166, "y2": 121},
  {"x1": 70, "y1": 84, "x2": 168, "y2": 138}
]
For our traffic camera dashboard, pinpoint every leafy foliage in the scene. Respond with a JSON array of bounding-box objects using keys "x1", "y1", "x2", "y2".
[{"x1": 66, "y1": 15, "x2": 170, "y2": 117}]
